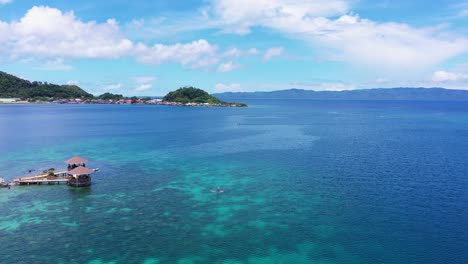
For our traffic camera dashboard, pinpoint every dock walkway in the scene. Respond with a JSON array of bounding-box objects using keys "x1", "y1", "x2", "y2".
[
  {"x1": 7, "y1": 156, "x2": 97, "y2": 188},
  {"x1": 13, "y1": 170, "x2": 69, "y2": 185}
]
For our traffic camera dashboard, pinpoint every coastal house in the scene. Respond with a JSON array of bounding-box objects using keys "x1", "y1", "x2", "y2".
[
  {"x1": 67, "y1": 166, "x2": 94, "y2": 187},
  {"x1": 66, "y1": 156, "x2": 94, "y2": 187}
]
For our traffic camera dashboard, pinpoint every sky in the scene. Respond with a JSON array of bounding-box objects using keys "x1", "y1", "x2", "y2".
[{"x1": 1, "y1": 0, "x2": 468, "y2": 96}]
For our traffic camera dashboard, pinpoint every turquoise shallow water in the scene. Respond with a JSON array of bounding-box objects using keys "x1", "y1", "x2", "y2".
[{"x1": 0, "y1": 100, "x2": 467, "y2": 263}]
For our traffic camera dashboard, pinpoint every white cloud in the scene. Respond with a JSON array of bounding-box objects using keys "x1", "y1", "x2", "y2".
[
  {"x1": 311, "y1": 15, "x2": 468, "y2": 71},
  {"x1": 0, "y1": 0, "x2": 12, "y2": 4},
  {"x1": 1, "y1": 6, "x2": 133, "y2": 59},
  {"x1": 214, "y1": 83, "x2": 242, "y2": 92},
  {"x1": 39, "y1": 58, "x2": 73, "y2": 71},
  {"x1": 135, "y1": 39, "x2": 220, "y2": 69},
  {"x1": 263, "y1": 47, "x2": 284, "y2": 61},
  {"x1": 208, "y1": 0, "x2": 468, "y2": 72},
  {"x1": 129, "y1": 19, "x2": 145, "y2": 28},
  {"x1": 101, "y1": 83, "x2": 122, "y2": 90},
  {"x1": 4, "y1": 3, "x2": 465, "y2": 80},
  {"x1": 67, "y1": 80, "x2": 79, "y2": 85},
  {"x1": 210, "y1": 0, "x2": 350, "y2": 34},
  {"x1": 432, "y1": 70, "x2": 468, "y2": 83},
  {"x1": 217, "y1": 61, "x2": 242, "y2": 72},
  {"x1": 135, "y1": 83, "x2": 153, "y2": 91},
  {"x1": 223, "y1": 47, "x2": 242, "y2": 57},
  {"x1": 134, "y1": 76, "x2": 156, "y2": 83},
  {"x1": 135, "y1": 38, "x2": 256, "y2": 70},
  {"x1": 222, "y1": 47, "x2": 259, "y2": 57},
  {"x1": 134, "y1": 76, "x2": 155, "y2": 91},
  {"x1": 0, "y1": 6, "x2": 258, "y2": 71}
]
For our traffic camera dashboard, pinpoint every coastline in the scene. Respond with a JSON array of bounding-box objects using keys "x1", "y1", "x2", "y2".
[{"x1": 0, "y1": 100, "x2": 247, "y2": 107}]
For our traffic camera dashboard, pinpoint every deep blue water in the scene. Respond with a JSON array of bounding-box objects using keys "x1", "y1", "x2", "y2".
[{"x1": 0, "y1": 100, "x2": 467, "y2": 264}]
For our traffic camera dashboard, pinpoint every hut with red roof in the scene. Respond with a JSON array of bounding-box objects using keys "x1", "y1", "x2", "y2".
[
  {"x1": 66, "y1": 156, "x2": 87, "y2": 170},
  {"x1": 67, "y1": 166, "x2": 94, "y2": 187},
  {"x1": 65, "y1": 157, "x2": 93, "y2": 187}
]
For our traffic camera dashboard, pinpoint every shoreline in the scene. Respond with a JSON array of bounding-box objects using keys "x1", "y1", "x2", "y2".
[{"x1": 0, "y1": 101, "x2": 247, "y2": 107}]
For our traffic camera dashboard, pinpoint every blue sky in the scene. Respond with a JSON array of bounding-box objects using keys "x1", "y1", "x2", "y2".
[{"x1": 1, "y1": 0, "x2": 468, "y2": 96}]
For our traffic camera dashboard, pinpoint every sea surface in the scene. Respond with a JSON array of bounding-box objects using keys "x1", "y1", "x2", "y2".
[{"x1": 0, "y1": 100, "x2": 467, "y2": 264}]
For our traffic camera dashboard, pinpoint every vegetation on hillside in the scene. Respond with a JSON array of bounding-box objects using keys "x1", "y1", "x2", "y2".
[
  {"x1": 0, "y1": 71, "x2": 93, "y2": 100},
  {"x1": 163, "y1": 86, "x2": 247, "y2": 106},
  {"x1": 0, "y1": 71, "x2": 247, "y2": 107},
  {"x1": 97, "y1": 92, "x2": 124, "y2": 100},
  {"x1": 163, "y1": 87, "x2": 222, "y2": 104}
]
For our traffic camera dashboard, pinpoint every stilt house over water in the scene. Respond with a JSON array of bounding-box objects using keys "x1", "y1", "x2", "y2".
[{"x1": 66, "y1": 156, "x2": 94, "y2": 187}]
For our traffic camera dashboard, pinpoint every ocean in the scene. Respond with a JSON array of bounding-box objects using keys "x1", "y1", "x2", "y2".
[{"x1": 0, "y1": 100, "x2": 467, "y2": 264}]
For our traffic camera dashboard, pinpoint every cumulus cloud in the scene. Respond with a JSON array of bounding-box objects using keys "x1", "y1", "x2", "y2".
[
  {"x1": 263, "y1": 47, "x2": 284, "y2": 61},
  {"x1": 0, "y1": 6, "x2": 258, "y2": 72},
  {"x1": 432, "y1": 70, "x2": 468, "y2": 83},
  {"x1": 0, "y1": 6, "x2": 133, "y2": 59},
  {"x1": 0, "y1": 0, "x2": 12, "y2": 4},
  {"x1": 217, "y1": 61, "x2": 242, "y2": 72},
  {"x1": 135, "y1": 39, "x2": 220, "y2": 69},
  {"x1": 214, "y1": 83, "x2": 242, "y2": 92},
  {"x1": 208, "y1": 0, "x2": 468, "y2": 71},
  {"x1": 312, "y1": 15, "x2": 468, "y2": 71},
  {"x1": 210, "y1": 0, "x2": 349, "y2": 34}
]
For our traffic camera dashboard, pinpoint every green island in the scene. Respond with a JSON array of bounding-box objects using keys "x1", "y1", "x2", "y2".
[
  {"x1": 0, "y1": 71, "x2": 247, "y2": 107},
  {"x1": 96, "y1": 92, "x2": 125, "y2": 101},
  {"x1": 163, "y1": 87, "x2": 247, "y2": 107}
]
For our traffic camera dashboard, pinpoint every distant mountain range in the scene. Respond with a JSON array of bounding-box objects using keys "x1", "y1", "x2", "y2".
[{"x1": 214, "y1": 88, "x2": 468, "y2": 101}]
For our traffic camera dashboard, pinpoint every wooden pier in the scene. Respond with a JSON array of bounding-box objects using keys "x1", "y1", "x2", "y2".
[
  {"x1": 15, "y1": 178, "x2": 69, "y2": 185},
  {"x1": 13, "y1": 170, "x2": 69, "y2": 185},
  {"x1": 9, "y1": 156, "x2": 96, "y2": 187}
]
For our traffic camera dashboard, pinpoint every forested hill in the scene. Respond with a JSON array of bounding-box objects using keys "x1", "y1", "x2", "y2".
[
  {"x1": 0, "y1": 71, "x2": 93, "y2": 99},
  {"x1": 214, "y1": 88, "x2": 468, "y2": 101},
  {"x1": 163, "y1": 87, "x2": 247, "y2": 106},
  {"x1": 163, "y1": 87, "x2": 223, "y2": 104}
]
